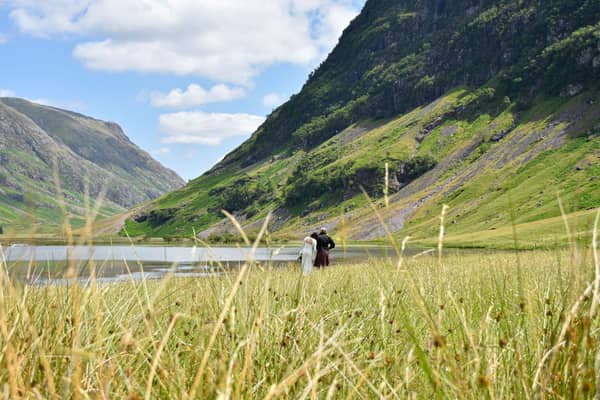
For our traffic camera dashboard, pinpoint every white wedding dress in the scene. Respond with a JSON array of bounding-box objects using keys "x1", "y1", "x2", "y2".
[{"x1": 299, "y1": 236, "x2": 317, "y2": 275}]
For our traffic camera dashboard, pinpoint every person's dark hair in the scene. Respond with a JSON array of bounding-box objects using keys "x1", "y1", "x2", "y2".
[{"x1": 310, "y1": 232, "x2": 319, "y2": 240}]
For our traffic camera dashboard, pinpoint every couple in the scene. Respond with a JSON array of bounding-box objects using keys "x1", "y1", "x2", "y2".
[{"x1": 299, "y1": 227, "x2": 336, "y2": 275}]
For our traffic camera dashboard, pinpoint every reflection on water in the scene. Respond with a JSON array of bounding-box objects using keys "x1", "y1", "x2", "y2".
[
  {"x1": 3, "y1": 245, "x2": 298, "y2": 263},
  {"x1": 1, "y1": 244, "x2": 401, "y2": 285},
  {"x1": 38, "y1": 269, "x2": 218, "y2": 286}
]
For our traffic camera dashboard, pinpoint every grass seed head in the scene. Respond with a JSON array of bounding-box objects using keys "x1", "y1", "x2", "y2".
[
  {"x1": 120, "y1": 331, "x2": 135, "y2": 351},
  {"x1": 582, "y1": 381, "x2": 592, "y2": 393},
  {"x1": 477, "y1": 375, "x2": 490, "y2": 388},
  {"x1": 432, "y1": 335, "x2": 446, "y2": 348}
]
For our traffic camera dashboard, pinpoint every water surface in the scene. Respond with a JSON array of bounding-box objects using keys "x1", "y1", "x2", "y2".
[{"x1": 2, "y1": 244, "x2": 398, "y2": 284}]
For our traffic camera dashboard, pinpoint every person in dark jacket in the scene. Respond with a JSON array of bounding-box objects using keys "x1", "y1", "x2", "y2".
[{"x1": 314, "y1": 227, "x2": 335, "y2": 267}]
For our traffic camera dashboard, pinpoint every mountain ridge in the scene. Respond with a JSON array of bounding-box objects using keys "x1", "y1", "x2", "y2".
[
  {"x1": 215, "y1": 0, "x2": 600, "y2": 169},
  {"x1": 0, "y1": 97, "x2": 185, "y2": 233},
  {"x1": 125, "y1": 0, "x2": 599, "y2": 247}
]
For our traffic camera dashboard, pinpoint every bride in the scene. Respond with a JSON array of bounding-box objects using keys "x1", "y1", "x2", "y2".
[{"x1": 298, "y1": 233, "x2": 318, "y2": 275}]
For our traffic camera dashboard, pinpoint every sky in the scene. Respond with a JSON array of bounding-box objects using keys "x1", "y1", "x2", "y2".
[{"x1": 0, "y1": 0, "x2": 366, "y2": 181}]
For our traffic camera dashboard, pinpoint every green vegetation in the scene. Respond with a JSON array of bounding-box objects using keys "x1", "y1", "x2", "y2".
[
  {"x1": 126, "y1": 0, "x2": 600, "y2": 245},
  {"x1": 4, "y1": 151, "x2": 599, "y2": 398},
  {"x1": 0, "y1": 98, "x2": 184, "y2": 234},
  {"x1": 211, "y1": 176, "x2": 274, "y2": 216},
  {"x1": 128, "y1": 89, "x2": 599, "y2": 247},
  {"x1": 223, "y1": 0, "x2": 599, "y2": 163},
  {"x1": 3, "y1": 3, "x2": 600, "y2": 397},
  {"x1": 1, "y1": 240, "x2": 599, "y2": 397}
]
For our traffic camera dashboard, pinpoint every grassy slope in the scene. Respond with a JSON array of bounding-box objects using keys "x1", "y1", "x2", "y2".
[
  {"x1": 121, "y1": 2, "x2": 600, "y2": 248},
  {"x1": 0, "y1": 98, "x2": 184, "y2": 235},
  {"x1": 0, "y1": 157, "x2": 126, "y2": 235},
  {"x1": 1, "y1": 248, "x2": 598, "y2": 398},
  {"x1": 0, "y1": 159, "x2": 124, "y2": 234},
  {"x1": 125, "y1": 87, "x2": 599, "y2": 248},
  {"x1": 366, "y1": 91, "x2": 600, "y2": 248}
]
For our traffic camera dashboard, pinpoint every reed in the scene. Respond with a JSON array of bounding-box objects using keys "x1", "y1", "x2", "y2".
[
  {"x1": 0, "y1": 167, "x2": 598, "y2": 398},
  {"x1": 0, "y1": 230, "x2": 598, "y2": 398}
]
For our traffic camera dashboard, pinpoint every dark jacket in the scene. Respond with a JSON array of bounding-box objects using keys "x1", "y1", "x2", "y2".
[{"x1": 316, "y1": 233, "x2": 335, "y2": 252}]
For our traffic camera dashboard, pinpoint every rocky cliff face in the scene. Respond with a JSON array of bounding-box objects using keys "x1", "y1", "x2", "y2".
[
  {"x1": 125, "y1": 0, "x2": 600, "y2": 245},
  {"x1": 0, "y1": 98, "x2": 184, "y2": 232},
  {"x1": 219, "y1": 0, "x2": 600, "y2": 166}
]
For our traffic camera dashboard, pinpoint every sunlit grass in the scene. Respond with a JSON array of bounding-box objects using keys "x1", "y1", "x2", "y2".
[
  {"x1": 0, "y1": 237, "x2": 598, "y2": 398},
  {"x1": 0, "y1": 161, "x2": 598, "y2": 399}
]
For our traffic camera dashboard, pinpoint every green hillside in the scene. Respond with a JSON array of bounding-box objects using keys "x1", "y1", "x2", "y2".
[
  {"x1": 125, "y1": 0, "x2": 600, "y2": 247},
  {"x1": 0, "y1": 98, "x2": 184, "y2": 234}
]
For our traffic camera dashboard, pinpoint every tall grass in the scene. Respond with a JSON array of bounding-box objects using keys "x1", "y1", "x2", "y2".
[
  {"x1": 0, "y1": 224, "x2": 598, "y2": 398},
  {"x1": 0, "y1": 163, "x2": 598, "y2": 398}
]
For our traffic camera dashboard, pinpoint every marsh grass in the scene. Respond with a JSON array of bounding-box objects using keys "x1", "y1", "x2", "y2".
[
  {"x1": 0, "y1": 163, "x2": 598, "y2": 399},
  {"x1": 0, "y1": 221, "x2": 599, "y2": 398}
]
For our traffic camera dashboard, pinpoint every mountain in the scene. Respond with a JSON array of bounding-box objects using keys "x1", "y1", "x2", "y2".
[
  {"x1": 126, "y1": 0, "x2": 600, "y2": 248},
  {"x1": 0, "y1": 98, "x2": 184, "y2": 233}
]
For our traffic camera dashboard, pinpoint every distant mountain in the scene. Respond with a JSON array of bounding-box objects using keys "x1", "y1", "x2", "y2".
[
  {"x1": 0, "y1": 98, "x2": 184, "y2": 233},
  {"x1": 126, "y1": 0, "x2": 599, "y2": 247}
]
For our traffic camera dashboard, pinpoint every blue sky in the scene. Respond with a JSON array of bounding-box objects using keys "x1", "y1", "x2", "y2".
[{"x1": 0, "y1": 0, "x2": 365, "y2": 180}]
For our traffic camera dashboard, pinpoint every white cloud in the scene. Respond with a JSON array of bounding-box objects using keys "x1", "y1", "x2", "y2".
[
  {"x1": 159, "y1": 111, "x2": 265, "y2": 145},
  {"x1": 0, "y1": 89, "x2": 15, "y2": 97},
  {"x1": 8, "y1": 0, "x2": 85, "y2": 36},
  {"x1": 147, "y1": 83, "x2": 245, "y2": 108},
  {"x1": 152, "y1": 147, "x2": 172, "y2": 156},
  {"x1": 314, "y1": 3, "x2": 359, "y2": 49},
  {"x1": 6, "y1": 0, "x2": 361, "y2": 84},
  {"x1": 0, "y1": 33, "x2": 7, "y2": 44},
  {"x1": 262, "y1": 93, "x2": 286, "y2": 108}
]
